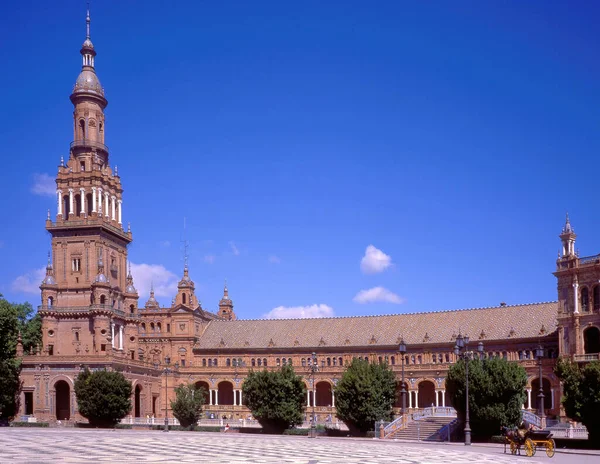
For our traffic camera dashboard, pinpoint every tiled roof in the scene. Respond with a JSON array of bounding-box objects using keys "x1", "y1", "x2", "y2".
[{"x1": 195, "y1": 302, "x2": 558, "y2": 350}]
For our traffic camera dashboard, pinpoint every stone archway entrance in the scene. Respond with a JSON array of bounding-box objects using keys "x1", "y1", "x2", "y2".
[
  {"x1": 531, "y1": 378, "x2": 553, "y2": 410},
  {"x1": 195, "y1": 381, "x2": 210, "y2": 405},
  {"x1": 218, "y1": 381, "x2": 234, "y2": 405},
  {"x1": 315, "y1": 381, "x2": 332, "y2": 407},
  {"x1": 55, "y1": 380, "x2": 70, "y2": 420},
  {"x1": 417, "y1": 380, "x2": 436, "y2": 408},
  {"x1": 584, "y1": 327, "x2": 600, "y2": 354},
  {"x1": 134, "y1": 384, "x2": 142, "y2": 418}
]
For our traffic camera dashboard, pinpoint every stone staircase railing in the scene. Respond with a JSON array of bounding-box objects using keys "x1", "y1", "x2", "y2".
[{"x1": 383, "y1": 407, "x2": 457, "y2": 438}]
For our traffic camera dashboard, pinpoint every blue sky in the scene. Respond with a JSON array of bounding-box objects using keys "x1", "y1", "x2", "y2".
[{"x1": 1, "y1": 1, "x2": 599, "y2": 319}]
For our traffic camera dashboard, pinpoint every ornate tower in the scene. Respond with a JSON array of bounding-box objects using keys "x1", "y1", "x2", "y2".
[
  {"x1": 218, "y1": 281, "x2": 236, "y2": 320},
  {"x1": 554, "y1": 215, "x2": 600, "y2": 360},
  {"x1": 39, "y1": 9, "x2": 139, "y2": 358}
]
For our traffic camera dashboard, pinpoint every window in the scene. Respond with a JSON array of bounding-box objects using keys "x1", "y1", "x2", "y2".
[
  {"x1": 141, "y1": 323, "x2": 146, "y2": 332},
  {"x1": 208, "y1": 359, "x2": 212, "y2": 367},
  {"x1": 445, "y1": 354, "x2": 450, "y2": 363},
  {"x1": 72, "y1": 258, "x2": 81, "y2": 272},
  {"x1": 257, "y1": 358, "x2": 262, "y2": 367},
  {"x1": 226, "y1": 358, "x2": 231, "y2": 367},
  {"x1": 288, "y1": 358, "x2": 292, "y2": 366},
  {"x1": 130, "y1": 304, "x2": 135, "y2": 314},
  {"x1": 48, "y1": 345, "x2": 54, "y2": 355},
  {"x1": 213, "y1": 358, "x2": 217, "y2": 366},
  {"x1": 182, "y1": 293, "x2": 187, "y2": 304},
  {"x1": 282, "y1": 358, "x2": 286, "y2": 366},
  {"x1": 339, "y1": 357, "x2": 343, "y2": 366},
  {"x1": 276, "y1": 358, "x2": 280, "y2": 366},
  {"x1": 327, "y1": 357, "x2": 331, "y2": 366},
  {"x1": 333, "y1": 357, "x2": 337, "y2": 366},
  {"x1": 80, "y1": 161, "x2": 85, "y2": 172},
  {"x1": 378, "y1": 356, "x2": 383, "y2": 364},
  {"x1": 130, "y1": 351, "x2": 135, "y2": 360},
  {"x1": 74, "y1": 332, "x2": 79, "y2": 342},
  {"x1": 101, "y1": 344, "x2": 106, "y2": 352},
  {"x1": 202, "y1": 359, "x2": 206, "y2": 367},
  {"x1": 582, "y1": 287, "x2": 590, "y2": 312},
  {"x1": 157, "y1": 322, "x2": 161, "y2": 333},
  {"x1": 180, "y1": 359, "x2": 186, "y2": 367},
  {"x1": 167, "y1": 324, "x2": 170, "y2": 332}
]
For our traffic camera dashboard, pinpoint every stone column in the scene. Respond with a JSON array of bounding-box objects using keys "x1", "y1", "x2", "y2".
[
  {"x1": 111, "y1": 196, "x2": 116, "y2": 221},
  {"x1": 408, "y1": 391, "x2": 413, "y2": 409},
  {"x1": 80, "y1": 188, "x2": 86, "y2": 215},
  {"x1": 209, "y1": 390, "x2": 213, "y2": 406},
  {"x1": 117, "y1": 200, "x2": 122, "y2": 224},
  {"x1": 573, "y1": 281, "x2": 579, "y2": 314},
  {"x1": 119, "y1": 325, "x2": 123, "y2": 350},
  {"x1": 331, "y1": 389, "x2": 335, "y2": 408},
  {"x1": 111, "y1": 322, "x2": 115, "y2": 349},
  {"x1": 415, "y1": 390, "x2": 419, "y2": 409},
  {"x1": 57, "y1": 190, "x2": 63, "y2": 217},
  {"x1": 68, "y1": 189, "x2": 74, "y2": 215},
  {"x1": 92, "y1": 187, "x2": 97, "y2": 212},
  {"x1": 98, "y1": 188, "x2": 103, "y2": 215},
  {"x1": 307, "y1": 390, "x2": 310, "y2": 407},
  {"x1": 527, "y1": 388, "x2": 532, "y2": 409},
  {"x1": 441, "y1": 390, "x2": 446, "y2": 407},
  {"x1": 104, "y1": 192, "x2": 109, "y2": 216},
  {"x1": 435, "y1": 390, "x2": 439, "y2": 407},
  {"x1": 215, "y1": 390, "x2": 219, "y2": 406},
  {"x1": 239, "y1": 389, "x2": 242, "y2": 406}
]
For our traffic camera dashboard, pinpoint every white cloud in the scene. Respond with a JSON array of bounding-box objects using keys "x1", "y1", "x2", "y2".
[
  {"x1": 31, "y1": 173, "x2": 56, "y2": 197},
  {"x1": 360, "y1": 245, "x2": 393, "y2": 274},
  {"x1": 268, "y1": 255, "x2": 281, "y2": 264},
  {"x1": 204, "y1": 255, "x2": 216, "y2": 264},
  {"x1": 130, "y1": 263, "x2": 178, "y2": 298},
  {"x1": 229, "y1": 241, "x2": 240, "y2": 256},
  {"x1": 262, "y1": 304, "x2": 334, "y2": 319},
  {"x1": 353, "y1": 287, "x2": 404, "y2": 304},
  {"x1": 12, "y1": 267, "x2": 46, "y2": 294}
]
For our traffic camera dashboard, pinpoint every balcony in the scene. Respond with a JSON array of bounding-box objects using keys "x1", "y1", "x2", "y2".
[
  {"x1": 70, "y1": 139, "x2": 109, "y2": 153},
  {"x1": 573, "y1": 353, "x2": 600, "y2": 362},
  {"x1": 37, "y1": 304, "x2": 139, "y2": 319}
]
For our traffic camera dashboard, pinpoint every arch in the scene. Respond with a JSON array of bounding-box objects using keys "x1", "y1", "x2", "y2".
[
  {"x1": 394, "y1": 381, "x2": 409, "y2": 408},
  {"x1": 78, "y1": 119, "x2": 86, "y2": 139},
  {"x1": 584, "y1": 326, "x2": 600, "y2": 354},
  {"x1": 100, "y1": 295, "x2": 106, "y2": 305},
  {"x1": 63, "y1": 195, "x2": 70, "y2": 218},
  {"x1": 531, "y1": 377, "x2": 552, "y2": 410},
  {"x1": 129, "y1": 304, "x2": 135, "y2": 315},
  {"x1": 47, "y1": 296, "x2": 54, "y2": 307},
  {"x1": 55, "y1": 380, "x2": 71, "y2": 420},
  {"x1": 86, "y1": 193, "x2": 93, "y2": 215},
  {"x1": 194, "y1": 381, "x2": 210, "y2": 405},
  {"x1": 581, "y1": 287, "x2": 590, "y2": 312},
  {"x1": 134, "y1": 384, "x2": 142, "y2": 417},
  {"x1": 75, "y1": 193, "x2": 82, "y2": 217},
  {"x1": 217, "y1": 381, "x2": 234, "y2": 405},
  {"x1": 315, "y1": 381, "x2": 332, "y2": 407},
  {"x1": 417, "y1": 380, "x2": 436, "y2": 408}
]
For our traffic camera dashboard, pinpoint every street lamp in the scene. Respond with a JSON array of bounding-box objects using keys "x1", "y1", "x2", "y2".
[
  {"x1": 535, "y1": 344, "x2": 545, "y2": 422},
  {"x1": 398, "y1": 339, "x2": 407, "y2": 424},
  {"x1": 307, "y1": 352, "x2": 319, "y2": 438},
  {"x1": 454, "y1": 333, "x2": 483, "y2": 446},
  {"x1": 157, "y1": 356, "x2": 178, "y2": 432}
]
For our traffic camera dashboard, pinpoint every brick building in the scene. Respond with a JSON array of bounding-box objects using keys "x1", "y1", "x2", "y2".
[{"x1": 17, "y1": 11, "x2": 600, "y2": 426}]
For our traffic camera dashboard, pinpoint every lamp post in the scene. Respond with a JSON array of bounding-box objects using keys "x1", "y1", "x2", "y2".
[
  {"x1": 158, "y1": 356, "x2": 178, "y2": 432},
  {"x1": 398, "y1": 339, "x2": 407, "y2": 426},
  {"x1": 454, "y1": 333, "x2": 483, "y2": 446},
  {"x1": 535, "y1": 344, "x2": 545, "y2": 422},
  {"x1": 307, "y1": 352, "x2": 319, "y2": 438}
]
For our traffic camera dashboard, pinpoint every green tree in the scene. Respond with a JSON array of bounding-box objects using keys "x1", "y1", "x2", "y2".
[
  {"x1": 0, "y1": 295, "x2": 40, "y2": 422},
  {"x1": 446, "y1": 357, "x2": 526, "y2": 439},
  {"x1": 171, "y1": 383, "x2": 206, "y2": 429},
  {"x1": 242, "y1": 364, "x2": 306, "y2": 433},
  {"x1": 334, "y1": 358, "x2": 396, "y2": 436},
  {"x1": 555, "y1": 359, "x2": 600, "y2": 444},
  {"x1": 74, "y1": 368, "x2": 132, "y2": 427}
]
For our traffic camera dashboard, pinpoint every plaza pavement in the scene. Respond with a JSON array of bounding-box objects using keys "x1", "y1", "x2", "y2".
[{"x1": 0, "y1": 429, "x2": 597, "y2": 464}]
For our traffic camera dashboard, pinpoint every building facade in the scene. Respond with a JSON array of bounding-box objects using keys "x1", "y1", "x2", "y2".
[{"x1": 17, "y1": 12, "x2": 600, "y2": 426}]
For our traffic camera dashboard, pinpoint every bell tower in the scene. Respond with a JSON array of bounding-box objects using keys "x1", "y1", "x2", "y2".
[{"x1": 39, "y1": 9, "x2": 138, "y2": 358}]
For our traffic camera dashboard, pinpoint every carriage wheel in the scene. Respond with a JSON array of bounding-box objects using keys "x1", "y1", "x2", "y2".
[
  {"x1": 524, "y1": 438, "x2": 536, "y2": 457},
  {"x1": 545, "y1": 439, "x2": 555, "y2": 458},
  {"x1": 510, "y1": 441, "x2": 518, "y2": 455}
]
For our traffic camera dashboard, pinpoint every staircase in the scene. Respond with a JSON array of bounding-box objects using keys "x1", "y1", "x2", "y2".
[{"x1": 388, "y1": 417, "x2": 455, "y2": 441}]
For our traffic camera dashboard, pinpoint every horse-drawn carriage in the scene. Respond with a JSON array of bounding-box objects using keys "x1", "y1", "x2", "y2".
[{"x1": 502, "y1": 426, "x2": 555, "y2": 458}]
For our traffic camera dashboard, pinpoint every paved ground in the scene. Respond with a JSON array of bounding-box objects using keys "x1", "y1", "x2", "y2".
[{"x1": 0, "y1": 429, "x2": 597, "y2": 463}]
